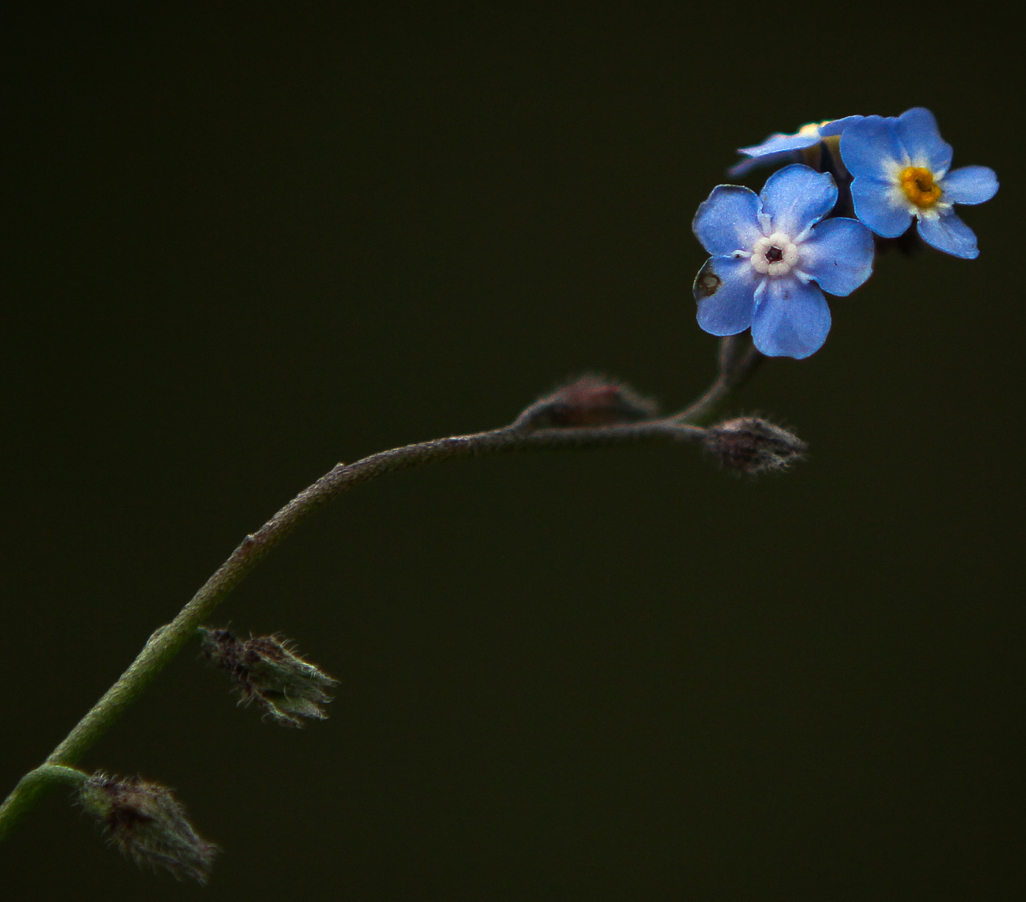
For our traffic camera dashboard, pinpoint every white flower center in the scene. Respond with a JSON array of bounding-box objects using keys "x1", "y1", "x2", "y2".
[{"x1": 750, "y1": 231, "x2": 799, "y2": 277}]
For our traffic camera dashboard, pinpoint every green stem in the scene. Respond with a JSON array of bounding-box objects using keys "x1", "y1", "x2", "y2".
[
  {"x1": 0, "y1": 417, "x2": 708, "y2": 841},
  {"x1": 0, "y1": 766, "x2": 88, "y2": 840}
]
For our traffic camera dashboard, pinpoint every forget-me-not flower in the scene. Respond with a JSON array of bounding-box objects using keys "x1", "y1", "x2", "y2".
[
  {"x1": 693, "y1": 164, "x2": 874, "y2": 359},
  {"x1": 840, "y1": 108, "x2": 998, "y2": 259},
  {"x1": 729, "y1": 116, "x2": 864, "y2": 177}
]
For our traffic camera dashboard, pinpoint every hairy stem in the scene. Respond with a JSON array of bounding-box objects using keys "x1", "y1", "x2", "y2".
[
  {"x1": 0, "y1": 417, "x2": 710, "y2": 840},
  {"x1": 0, "y1": 766, "x2": 88, "y2": 839},
  {"x1": 675, "y1": 335, "x2": 763, "y2": 424}
]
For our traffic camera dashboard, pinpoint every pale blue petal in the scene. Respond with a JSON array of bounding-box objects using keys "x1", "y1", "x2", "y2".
[
  {"x1": 917, "y1": 211, "x2": 979, "y2": 259},
  {"x1": 694, "y1": 256, "x2": 759, "y2": 336},
  {"x1": 818, "y1": 115, "x2": 864, "y2": 137},
  {"x1": 851, "y1": 176, "x2": 911, "y2": 238},
  {"x1": 798, "y1": 218, "x2": 875, "y2": 296},
  {"x1": 692, "y1": 185, "x2": 763, "y2": 256},
  {"x1": 760, "y1": 165, "x2": 838, "y2": 236},
  {"x1": 941, "y1": 166, "x2": 999, "y2": 205},
  {"x1": 737, "y1": 132, "x2": 821, "y2": 157},
  {"x1": 728, "y1": 118, "x2": 864, "y2": 177},
  {"x1": 728, "y1": 150, "x2": 800, "y2": 178},
  {"x1": 895, "y1": 107, "x2": 952, "y2": 176},
  {"x1": 752, "y1": 278, "x2": 831, "y2": 359},
  {"x1": 840, "y1": 116, "x2": 906, "y2": 180}
]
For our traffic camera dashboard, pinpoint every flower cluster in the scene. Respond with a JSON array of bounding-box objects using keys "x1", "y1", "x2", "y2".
[{"x1": 693, "y1": 108, "x2": 998, "y2": 359}]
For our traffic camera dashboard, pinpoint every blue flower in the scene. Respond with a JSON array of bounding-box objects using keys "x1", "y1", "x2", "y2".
[
  {"x1": 729, "y1": 116, "x2": 864, "y2": 177},
  {"x1": 840, "y1": 108, "x2": 999, "y2": 259},
  {"x1": 693, "y1": 164, "x2": 875, "y2": 359}
]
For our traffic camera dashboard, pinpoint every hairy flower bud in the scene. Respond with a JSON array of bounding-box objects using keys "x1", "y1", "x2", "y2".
[
  {"x1": 77, "y1": 772, "x2": 219, "y2": 884},
  {"x1": 200, "y1": 627, "x2": 338, "y2": 728},
  {"x1": 703, "y1": 417, "x2": 806, "y2": 474},
  {"x1": 514, "y1": 375, "x2": 658, "y2": 429}
]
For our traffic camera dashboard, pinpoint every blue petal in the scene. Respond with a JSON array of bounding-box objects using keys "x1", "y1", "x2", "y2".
[
  {"x1": 694, "y1": 256, "x2": 759, "y2": 336},
  {"x1": 818, "y1": 115, "x2": 864, "y2": 137},
  {"x1": 728, "y1": 118, "x2": 865, "y2": 177},
  {"x1": 737, "y1": 132, "x2": 821, "y2": 157},
  {"x1": 751, "y1": 277, "x2": 831, "y2": 359},
  {"x1": 851, "y1": 176, "x2": 911, "y2": 238},
  {"x1": 728, "y1": 150, "x2": 800, "y2": 178},
  {"x1": 798, "y1": 218, "x2": 875, "y2": 297},
  {"x1": 840, "y1": 116, "x2": 906, "y2": 180},
  {"x1": 692, "y1": 185, "x2": 762, "y2": 256},
  {"x1": 941, "y1": 166, "x2": 999, "y2": 205},
  {"x1": 917, "y1": 211, "x2": 979, "y2": 259},
  {"x1": 894, "y1": 107, "x2": 952, "y2": 176},
  {"x1": 759, "y1": 165, "x2": 837, "y2": 237}
]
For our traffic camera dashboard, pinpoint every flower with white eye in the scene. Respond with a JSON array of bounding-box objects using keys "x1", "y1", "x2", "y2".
[
  {"x1": 692, "y1": 164, "x2": 875, "y2": 359},
  {"x1": 840, "y1": 107, "x2": 998, "y2": 259}
]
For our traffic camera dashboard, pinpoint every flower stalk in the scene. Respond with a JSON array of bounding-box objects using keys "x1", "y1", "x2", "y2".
[
  {"x1": 0, "y1": 105, "x2": 999, "y2": 885},
  {"x1": 0, "y1": 353, "x2": 763, "y2": 843}
]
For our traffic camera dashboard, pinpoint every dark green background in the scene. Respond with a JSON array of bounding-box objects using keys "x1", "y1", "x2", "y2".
[{"x1": 2, "y1": 6, "x2": 1021, "y2": 900}]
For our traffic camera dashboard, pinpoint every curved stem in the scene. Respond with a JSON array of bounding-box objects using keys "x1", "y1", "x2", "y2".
[
  {"x1": 0, "y1": 417, "x2": 706, "y2": 841},
  {"x1": 0, "y1": 766, "x2": 87, "y2": 840},
  {"x1": 676, "y1": 335, "x2": 763, "y2": 424}
]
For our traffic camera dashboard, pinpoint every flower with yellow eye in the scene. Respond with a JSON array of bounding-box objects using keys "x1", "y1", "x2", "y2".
[{"x1": 840, "y1": 108, "x2": 998, "y2": 259}]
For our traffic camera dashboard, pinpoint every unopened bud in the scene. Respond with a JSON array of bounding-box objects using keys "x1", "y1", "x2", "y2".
[
  {"x1": 200, "y1": 627, "x2": 338, "y2": 728},
  {"x1": 514, "y1": 376, "x2": 658, "y2": 429},
  {"x1": 703, "y1": 417, "x2": 806, "y2": 474},
  {"x1": 77, "y1": 772, "x2": 219, "y2": 884}
]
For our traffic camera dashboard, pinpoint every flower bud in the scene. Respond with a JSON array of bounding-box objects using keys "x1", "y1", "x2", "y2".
[
  {"x1": 514, "y1": 375, "x2": 658, "y2": 429},
  {"x1": 703, "y1": 417, "x2": 806, "y2": 474},
  {"x1": 200, "y1": 627, "x2": 338, "y2": 728},
  {"x1": 77, "y1": 772, "x2": 219, "y2": 884}
]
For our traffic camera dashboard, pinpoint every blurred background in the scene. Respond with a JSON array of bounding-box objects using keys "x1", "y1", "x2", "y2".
[{"x1": 2, "y1": 5, "x2": 1021, "y2": 900}]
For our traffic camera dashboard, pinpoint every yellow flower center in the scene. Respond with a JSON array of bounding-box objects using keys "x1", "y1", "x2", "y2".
[
  {"x1": 899, "y1": 167, "x2": 942, "y2": 209},
  {"x1": 797, "y1": 120, "x2": 829, "y2": 138}
]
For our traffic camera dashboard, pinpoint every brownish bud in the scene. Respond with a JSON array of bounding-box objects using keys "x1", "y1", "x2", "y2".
[
  {"x1": 703, "y1": 417, "x2": 806, "y2": 474},
  {"x1": 200, "y1": 627, "x2": 338, "y2": 728},
  {"x1": 77, "y1": 772, "x2": 219, "y2": 884},
  {"x1": 514, "y1": 375, "x2": 658, "y2": 429}
]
